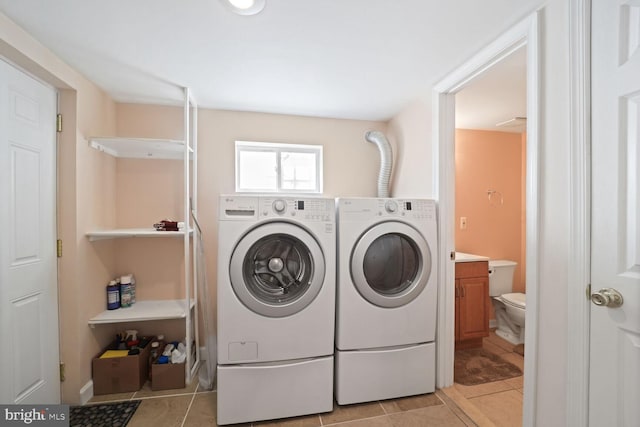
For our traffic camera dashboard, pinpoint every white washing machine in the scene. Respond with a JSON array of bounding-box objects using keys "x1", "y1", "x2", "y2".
[
  {"x1": 335, "y1": 198, "x2": 438, "y2": 405},
  {"x1": 216, "y1": 195, "x2": 335, "y2": 425}
]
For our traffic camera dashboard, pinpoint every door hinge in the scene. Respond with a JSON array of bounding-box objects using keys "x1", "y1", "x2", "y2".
[
  {"x1": 57, "y1": 239, "x2": 62, "y2": 258},
  {"x1": 59, "y1": 362, "x2": 65, "y2": 382},
  {"x1": 56, "y1": 114, "x2": 62, "y2": 133},
  {"x1": 586, "y1": 283, "x2": 591, "y2": 300}
]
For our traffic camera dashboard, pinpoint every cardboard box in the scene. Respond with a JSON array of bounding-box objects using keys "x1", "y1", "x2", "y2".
[
  {"x1": 151, "y1": 362, "x2": 185, "y2": 391},
  {"x1": 92, "y1": 339, "x2": 152, "y2": 395}
]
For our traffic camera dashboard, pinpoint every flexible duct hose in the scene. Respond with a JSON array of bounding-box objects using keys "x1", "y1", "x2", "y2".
[{"x1": 365, "y1": 130, "x2": 393, "y2": 198}]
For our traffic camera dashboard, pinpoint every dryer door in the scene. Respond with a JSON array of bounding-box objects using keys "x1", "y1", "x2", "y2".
[
  {"x1": 229, "y1": 222, "x2": 325, "y2": 317},
  {"x1": 351, "y1": 221, "x2": 432, "y2": 308}
]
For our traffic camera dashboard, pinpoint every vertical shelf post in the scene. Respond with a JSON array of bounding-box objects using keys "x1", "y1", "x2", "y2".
[{"x1": 183, "y1": 87, "x2": 193, "y2": 383}]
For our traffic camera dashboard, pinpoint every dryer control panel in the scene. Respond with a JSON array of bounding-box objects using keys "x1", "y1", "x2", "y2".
[
  {"x1": 260, "y1": 197, "x2": 335, "y2": 222},
  {"x1": 339, "y1": 198, "x2": 436, "y2": 221}
]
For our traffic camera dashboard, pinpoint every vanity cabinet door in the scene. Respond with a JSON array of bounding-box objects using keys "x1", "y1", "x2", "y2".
[
  {"x1": 458, "y1": 276, "x2": 490, "y2": 340},
  {"x1": 454, "y1": 261, "x2": 490, "y2": 347}
]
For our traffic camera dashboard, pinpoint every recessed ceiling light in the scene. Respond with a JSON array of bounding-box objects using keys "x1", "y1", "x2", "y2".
[{"x1": 223, "y1": 0, "x2": 266, "y2": 15}]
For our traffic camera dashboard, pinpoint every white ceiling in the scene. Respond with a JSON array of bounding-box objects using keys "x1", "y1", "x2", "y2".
[
  {"x1": 0, "y1": 0, "x2": 534, "y2": 125},
  {"x1": 456, "y1": 46, "x2": 527, "y2": 133}
]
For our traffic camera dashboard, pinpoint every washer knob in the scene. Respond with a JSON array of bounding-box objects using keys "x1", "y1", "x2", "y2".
[
  {"x1": 385, "y1": 200, "x2": 398, "y2": 213},
  {"x1": 273, "y1": 199, "x2": 286, "y2": 213}
]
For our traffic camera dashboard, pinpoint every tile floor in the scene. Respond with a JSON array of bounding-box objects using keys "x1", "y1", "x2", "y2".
[
  {"x1": 89, "y1": 381, "x2": 475, "y2": 426},
  {"x1": 443, "y1": 331, "x2": 525, "y2": 427},
  {"x1": 88, "y1": 331, "x2": 524, "y2": 427}
]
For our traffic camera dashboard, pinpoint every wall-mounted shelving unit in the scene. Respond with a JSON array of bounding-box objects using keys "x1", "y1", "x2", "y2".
[
  {"x1": 86, "y1": 88, "x2": 199, "y2": 385},
  {"x1": 88, "y1": 137, "x2": 192, "y2": 160}
]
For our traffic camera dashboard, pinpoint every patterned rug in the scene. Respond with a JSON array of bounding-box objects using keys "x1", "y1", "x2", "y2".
[
  {"x1": 454, "y1": 348, "x2": 522, "y2": 386},
  {"x1": 70, "y1": 400, "x2": 141, "y2": 427}
]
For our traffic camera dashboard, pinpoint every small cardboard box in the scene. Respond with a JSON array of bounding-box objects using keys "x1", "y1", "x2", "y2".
[
  {"x1": 151, "y1": 362, "x2": 185, "y2": 391},
  {"x1": 92, "y1": 340, "x2": 152, "y2": 395}
]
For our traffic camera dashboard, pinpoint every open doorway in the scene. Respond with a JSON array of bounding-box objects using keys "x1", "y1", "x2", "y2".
[
  {"x1": 433, "y1": 12, "x2": 540, "y2": 427},
  {"x1": 451, "y1": 45, "x2": 527, "y2": 424}
]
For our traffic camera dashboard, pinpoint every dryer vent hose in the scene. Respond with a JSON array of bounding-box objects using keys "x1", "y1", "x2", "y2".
[{"x1": 365, "y1": 130, "x2": 393, "y2": 198}]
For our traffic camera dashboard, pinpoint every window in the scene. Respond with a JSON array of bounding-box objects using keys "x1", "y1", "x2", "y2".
[{"x1": 235, "y1": 141, "x2": 323, "y2": 193}]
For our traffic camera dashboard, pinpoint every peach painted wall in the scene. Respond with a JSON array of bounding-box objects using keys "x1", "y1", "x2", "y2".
[
  {"x1": 455, "y1": 129, "x2": 526, "y2": 294},
  {"x1": 0, "y1": 12, "x2": 118, "y2": 404}
]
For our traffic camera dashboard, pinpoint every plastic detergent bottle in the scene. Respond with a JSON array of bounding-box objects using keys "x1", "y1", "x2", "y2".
[
  {"x1": 106, "y1": 280, "x2": 120, "y2": 310},
  {"x1": 120, "y1": 274, "x2": 136, "y2": 305},
  {"x1": 120, "y1": 275, "x2": 133, "y2": 308}
]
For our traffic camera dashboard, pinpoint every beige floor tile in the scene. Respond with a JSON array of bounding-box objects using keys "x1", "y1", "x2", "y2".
[
  {"x1": 88, "y1": 391, "x2": 135, "y2": 403},
  {"x1": 485, "y1": 333, "x2": 515, "y2": 353},
  {"x1": 454, "y1": 381, "x2": 512, "y2": 399},
  {"x1": 379, "y1": 393, "x2": 443, "y2": 414},
  {"x1": 254, "y1": 413, "x2": 321, "y2": 427},
  {"x1": 127, "y1": 395, "x2": 193, "y2": 427},
  {"x1": 435, "y1": 390, "x2": 478, "y2": 427},
  {"x1": 498, "y1": 353, "x2": 524, "y2": 372},
  {"x1": 469, "y1": 390, "x2": 523, "y2": 427},
  {"x1": 387, "y1": 405, "x2": 466, "y2": 427},
  {"x1": 328, "y1": 415, "x2": 392, "y2": 427},
  {"x1": 503, "y1": 376, "x2": 523, "y2": 390},
  {"x1": 320, "y1": 401, "x2": 385, "y2": 425},
  {"x1": 440, "y1": 386, "x2": 497, "y2": 427},
  {"x1": 134, "y1": 376, "x2": 198, "y2": 399},
  {"x1": 182, "y1": 392, "x2": 217, "y2": 427},
  {"x1": 482, "y1": 339, "x2": 509, "y2": 355}
]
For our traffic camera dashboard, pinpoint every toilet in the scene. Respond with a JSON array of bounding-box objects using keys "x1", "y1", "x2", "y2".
[{"x1": 488, "y1": 260, "x2": 526, "y2": 345}]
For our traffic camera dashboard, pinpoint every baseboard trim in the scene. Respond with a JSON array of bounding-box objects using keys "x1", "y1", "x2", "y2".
[{"x1": 79, "y1": 380, "x2": 93, "y2": 405}]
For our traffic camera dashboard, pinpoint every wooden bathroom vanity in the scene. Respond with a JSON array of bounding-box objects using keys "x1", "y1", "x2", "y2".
[{"x1": 454, "y1": 255, "x2": 490, "y2": 349}]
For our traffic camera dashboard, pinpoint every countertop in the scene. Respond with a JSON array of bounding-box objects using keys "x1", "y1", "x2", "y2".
[{"x1": 455, "y1": 252, "x2": 489, "y2": 263}]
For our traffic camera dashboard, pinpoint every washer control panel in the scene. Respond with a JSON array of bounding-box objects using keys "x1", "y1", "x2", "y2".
[{"x1": 260, "y1": 197, "x2": 335, "y2": 222}]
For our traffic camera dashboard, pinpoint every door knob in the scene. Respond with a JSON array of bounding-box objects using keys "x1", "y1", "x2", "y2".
[{"x1": 590, "y1": 288, "x2": 623, "y2": 308}]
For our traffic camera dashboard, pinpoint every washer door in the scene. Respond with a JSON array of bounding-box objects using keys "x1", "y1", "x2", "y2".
[
  {"x1": 229, "y1": 222, "x2": 325, "y2": 317},
  {"x1": 351, "y1": 221, "x2": 431, "y2": 308}
]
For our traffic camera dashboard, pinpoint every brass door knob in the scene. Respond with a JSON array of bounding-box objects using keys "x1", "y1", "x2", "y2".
[{"x1": 590, "y1": 288, "x2": 623, "y2": 308}]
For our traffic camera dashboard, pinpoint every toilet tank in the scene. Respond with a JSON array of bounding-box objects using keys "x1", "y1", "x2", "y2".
[{"x1": 488, "y1": 260, "x2": 517, "y2": 296}]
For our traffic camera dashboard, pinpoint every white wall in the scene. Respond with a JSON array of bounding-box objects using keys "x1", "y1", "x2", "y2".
[
  {"x1": 533, "y1": 1, "x2": 570, "y2": 423},
  {"x1": 389, "y1": 1, "x2": 571, "y2": 424},
  {"x1": 387, "y1": 99, "x2": 434, "y2": 198}
]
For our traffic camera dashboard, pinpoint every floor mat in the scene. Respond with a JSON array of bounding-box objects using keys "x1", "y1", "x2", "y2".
[
  {"x1": 513, "y1": 343, "x2": 525, "y2": 356},
  {"x1": 454, "y1": 348, "x2": 522, "y2": 386},
  {"x1": 70, "y1": 400, "x2": 141, "y2": 427}
]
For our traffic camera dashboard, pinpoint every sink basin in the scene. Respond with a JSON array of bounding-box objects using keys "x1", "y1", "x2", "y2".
[{"x1": 455, "y1": 252, "x2": 489, "y2": 263}]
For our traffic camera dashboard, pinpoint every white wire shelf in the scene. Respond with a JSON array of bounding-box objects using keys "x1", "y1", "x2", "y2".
[
  {"x1": 86, "y1": 228, "x2": 192, "y2": 241},
  {"x1": 88, "y1": 299, "x2": 196, "y2": 327},
  {"x1": 89, "y1": 137, "x2": 192, "y2": 160}
]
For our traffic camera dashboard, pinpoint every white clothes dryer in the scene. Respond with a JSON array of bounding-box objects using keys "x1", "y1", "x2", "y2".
[
  {"x1": 216, "y1": 195, "x2": 335, "y2": 425},
  {"x1": 335, "y1": 198, "x2": 438, "y2": 405}
]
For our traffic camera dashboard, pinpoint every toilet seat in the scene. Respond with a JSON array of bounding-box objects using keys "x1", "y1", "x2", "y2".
[{"x1": 501, "y1": 292, "x2": 526, "y2": 309}]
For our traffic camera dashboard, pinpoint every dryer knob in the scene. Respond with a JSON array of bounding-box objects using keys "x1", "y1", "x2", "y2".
[
  {"x1": 385, "y1": 200, "x2": 398, "y2": 213},
  {"x1": 273, "y1": 199, "x2": 286, "y2": 213}
]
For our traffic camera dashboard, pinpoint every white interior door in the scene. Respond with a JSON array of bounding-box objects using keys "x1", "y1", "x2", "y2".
[
  {"x1": 590, "y1": 1, "x2": 640, "y2": 425},
  {"x1": 0, "y1": 59, "x2": 60, "y2": 404}
]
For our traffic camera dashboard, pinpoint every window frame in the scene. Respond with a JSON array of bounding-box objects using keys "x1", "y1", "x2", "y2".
[{"x1": 235, "y1": 141, "x2": 323, "y2": 194}]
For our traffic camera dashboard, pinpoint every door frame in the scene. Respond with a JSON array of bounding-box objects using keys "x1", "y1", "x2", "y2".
[
  {"x1": 433, "y1": 11, "x2": 540, "y2": 427},
  {"x1": 567, "y1": 0, "x2": 591, "y2": 425}
]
